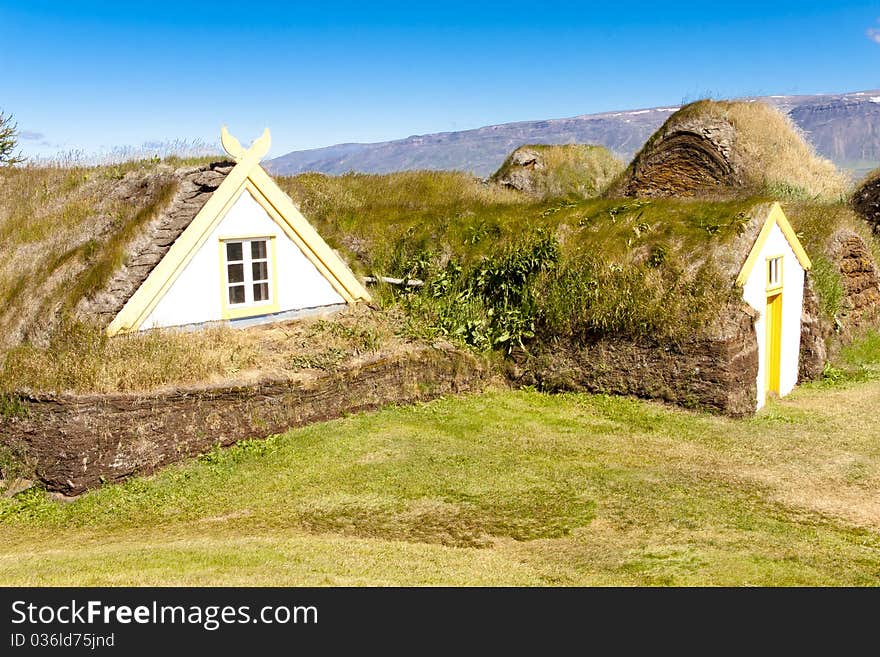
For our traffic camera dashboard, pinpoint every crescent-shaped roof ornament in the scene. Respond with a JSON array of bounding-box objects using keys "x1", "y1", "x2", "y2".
[
  {"x1": 220, "y1": 126, "x2": 246, "y2": 160},
  {"x1": 220, "y1": 126, "x2": 271, "y2": 162},
  {"x1": 249, "y1": 128, "x2": 271, "y2": 161}
]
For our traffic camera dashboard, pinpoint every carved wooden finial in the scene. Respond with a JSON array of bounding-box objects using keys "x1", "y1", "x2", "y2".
[
  {"x1": 221, "y1": 126, "x2": 271, "y2": 162},
  {"x1": 250, "y1": 128, "x2": 271, "y2": 161},
  {"x1": 220, "y1": 126, "x2": 245, "y2": 160}
]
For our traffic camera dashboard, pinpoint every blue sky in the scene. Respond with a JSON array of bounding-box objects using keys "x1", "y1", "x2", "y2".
[{"x1": 3, "y1": 1, "x2": 880, "y2": 158}]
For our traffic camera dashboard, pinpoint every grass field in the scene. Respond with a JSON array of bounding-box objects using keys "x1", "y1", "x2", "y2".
[{"x1": 1, "y1": 336, "x2": 879, "y2": 586}]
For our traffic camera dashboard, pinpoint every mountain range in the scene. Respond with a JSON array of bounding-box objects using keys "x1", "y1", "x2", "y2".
[{"x1": 266, "y1": 90, "x2": 880, "y2": 180}]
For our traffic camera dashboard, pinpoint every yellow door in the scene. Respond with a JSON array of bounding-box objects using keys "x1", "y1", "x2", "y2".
[{"x1": 765, "y1": 293, "x2": 782, "y2": 394}]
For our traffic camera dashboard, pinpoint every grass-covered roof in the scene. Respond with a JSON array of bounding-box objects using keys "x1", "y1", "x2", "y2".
[
  {"x1": 281, "y1": 170, "x2": 768, "y2": 276},
  {"x1": 489, "y1": 144, "x2": 623, "y2": 200},
  {"x1": 0, "y1": 161, "x2": 177, "y2": 349},
  {"x1": 606, "y1": 99, "x2": 849, "y2": 201},
  {"x1": 279, "y1": 171, "x2": 798, "y2": 347}
]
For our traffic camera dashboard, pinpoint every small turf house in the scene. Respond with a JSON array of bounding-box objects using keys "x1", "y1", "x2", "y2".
[
  {"x1": 105, "y1": 128, "x2": 371, "y2": 335},
  {"x1": 735, "y1": 202, "x2": 812, "y2": 409},
  {"x1": 534, "y1": 199, "x2": 819, "y2": 416},
  {"x1": 585, "y1": 98, "x2": 835, "y2": 413}
]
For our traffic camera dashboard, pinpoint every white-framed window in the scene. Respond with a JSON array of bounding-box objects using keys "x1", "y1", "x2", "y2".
[
  {"x1": 224, "y1": 238, "x2": 272, "y2": 306},
  {"x1": 767, "y1": 256, "x2": 783, "y2": 290}
]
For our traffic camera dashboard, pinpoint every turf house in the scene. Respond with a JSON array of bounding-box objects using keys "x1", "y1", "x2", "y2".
[{"x1": 103, "y1": 128, "x2": 371, "y2": 334}]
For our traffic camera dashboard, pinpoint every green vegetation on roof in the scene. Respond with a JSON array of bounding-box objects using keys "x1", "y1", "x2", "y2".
[
  {"x1": 281, "y1": 171, "x2": 769, "y2": 349},
  {"x1": 784, "y1": 200, "x2": 880, "y2": 261},
  {"x1": 280, "y1": 172, "x2": 761, "y2": 270},
  {"x1": 490, "y1": 144, "x2": 623, "y2": 200},
  {"x1": 1, "y1": 150, "x2": 878, "y2": 393},
  {"x1": 0, "y1": 161, "x2": 176, "y2": 348}
]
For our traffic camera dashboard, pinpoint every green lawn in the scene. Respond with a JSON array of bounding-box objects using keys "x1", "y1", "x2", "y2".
[{"x1": 2, "y1": 357, "x2": 880, "y2": 586}]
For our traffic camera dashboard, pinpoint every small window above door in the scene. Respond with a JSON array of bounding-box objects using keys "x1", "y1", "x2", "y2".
[{"x1": 766, "y1": 256, "x2": 783, "y2": 292}]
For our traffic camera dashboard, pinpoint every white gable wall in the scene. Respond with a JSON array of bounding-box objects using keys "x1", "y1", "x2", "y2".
[
  {"x1": 141, "y1": 190, "x2": 345, "y2": 329},
  {"x1": 740, "y1": 222, "x2": 805, "y2": 410}
]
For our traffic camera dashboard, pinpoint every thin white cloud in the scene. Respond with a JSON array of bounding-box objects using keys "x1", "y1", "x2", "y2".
[
  {"x1": 19, "y1": 130, "x2": 45, "y2": 141},
  {"x1": 868, "y1": 19, "x2": 880, "y2": 44}
]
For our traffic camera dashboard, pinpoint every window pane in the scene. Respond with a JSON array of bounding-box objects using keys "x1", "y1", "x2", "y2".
[
  {"x1": 767, "y1": 258, "x2": 781, "y2": 286},
  {"x1": 227, "y1": 263, "x2": 244, "y2": 284},
  {"x1": 253, "y1": 282, "x2": 269, "y2": 302},
  {"x1": 228, "y1": 285, "x2": 245, "y2": 304},
  {"x1": 252, "y1": 261, "x2": 268, "y2": 282},
  {"x1": 226, "y1": 242, "x2": 243, "y2": 261},
  {"x1": 251, "y1": 240, "x2": 267, "y2": 260}
]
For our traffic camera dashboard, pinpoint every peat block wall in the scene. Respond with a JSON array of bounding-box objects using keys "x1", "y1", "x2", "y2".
[
  {"x1": 521, "y1": 309, "x2": 761, "y2": 416},
  {"x1": 522, "y1": 278, "x2": 829, "y2": 416},
  {"x1": 0, "y1": 345, "x2": 490, "y2": 495},
  {"x1": 833, "y1": 231, "x2": 880, "y2": 333},
  {"x1": 799, "y1": 276, "x2": 829, "y2": 380},
  {"x1": 0, "y1": 286, "x2": 843, "y2": 495}
]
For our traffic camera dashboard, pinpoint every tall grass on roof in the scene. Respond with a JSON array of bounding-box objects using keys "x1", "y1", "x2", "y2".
[
  {"x1": 334, "y1": 195, "x2": 756, "y2": 351},
  {"x1": 0, "y1": 161, "x2": 176, "y2": 347},
  {"x1": 714, "y1": 101, "x2": 848, "y2": 201},
  {"x1": 490, "y1": 144, "x2": 624, "y2": 200},
  {"x1": 282, "y1": 168, "x2": 763, "y2": 351},
  {"x1": 609, "y1": 100, "x2": 850, "y2": 202}
]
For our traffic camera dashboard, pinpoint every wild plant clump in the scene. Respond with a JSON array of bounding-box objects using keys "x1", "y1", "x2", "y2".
[
  {"x1": 393, "y1": 229, "x2": 560, "y2": 351},
  {"x1": 375, "y1": 224, "x2": 736, "y2": 353}
]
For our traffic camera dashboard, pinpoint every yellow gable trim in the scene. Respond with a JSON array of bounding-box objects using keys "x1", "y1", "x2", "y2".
[
  {"x1": 773, "y1": 203, "x2": 812, "y2": 271},
  {"x1": 735, "y1": 202, "x2": 812, "y2": 287},
  {"x1": 245, "y1": 167, "x2": 371, "y2": 303},
  {"x1": 107, "y1": 128, "x2": 370, "y2": 336},
  {"x1": 106, "y1": 152, "x2": 259, "y2": 335},
  {"x1": 243, "y1": 180, "x2": 355, "y2": 304}
]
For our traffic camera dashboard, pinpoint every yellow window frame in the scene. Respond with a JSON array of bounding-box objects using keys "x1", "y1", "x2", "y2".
[
  {"x1": 765, "y1": 254, "x2": 784, "y2": 294},
  {"x1": 219, "y1": 235, "x2": 280, "y2": 320}
]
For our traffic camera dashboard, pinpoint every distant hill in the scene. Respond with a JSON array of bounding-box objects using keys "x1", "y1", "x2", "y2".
[{"x1": 267, "y1": 90, "x2": 880, "y2": 179}]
